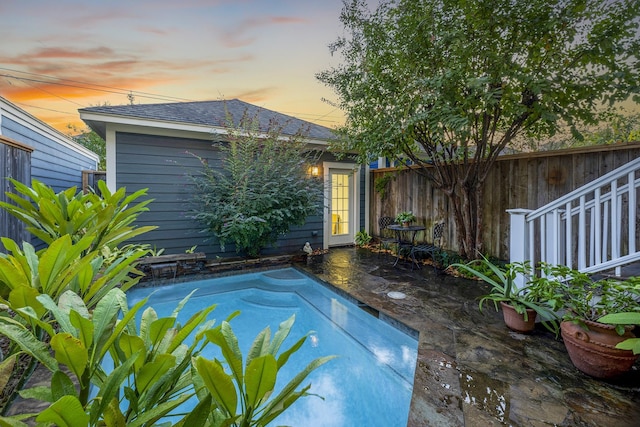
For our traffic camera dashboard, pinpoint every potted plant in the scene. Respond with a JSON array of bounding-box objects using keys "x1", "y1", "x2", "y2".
[
  {"x1": 545, "y1": 264, "x2": 640, "y2": 379},
  {"x1": 452, "y1": 256, "x2": 559, "y2": 334},
  {"x1": 395, "y1": 211, "x2": 416, "y2": 227}
]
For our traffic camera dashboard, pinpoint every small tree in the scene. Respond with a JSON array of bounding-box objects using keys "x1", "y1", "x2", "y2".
[
  {"x1": 318, "y1": 0, "x2": 640, "y2": 259},
  {"x1": 188, "y1": 111, "x2": 324, "y2": 257}
]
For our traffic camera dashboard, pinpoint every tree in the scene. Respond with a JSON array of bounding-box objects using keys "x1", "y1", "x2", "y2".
[
  {"x1": 187, "y1": 111, "x2": 324, "y2": 257},
  {"x1": 317, "y1": 0, "x2": 640, "y2": 258},
  {"x1": 67, "y1": 124, "x2": 106, "y2": 170}
]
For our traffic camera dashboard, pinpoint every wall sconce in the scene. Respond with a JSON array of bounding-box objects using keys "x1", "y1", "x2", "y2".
[{"x1": 310, "y1": 166, "x2": 320, "y2": 176}]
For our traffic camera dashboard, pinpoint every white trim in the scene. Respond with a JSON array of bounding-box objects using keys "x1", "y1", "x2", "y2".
[
  {"x1": 322, "y1": 161, "x2": 360, "y2": 249},
  {"x1": 105, "y1": 127, "x2": 117, "y2": 191},
  {"x1": 364, "y1": 164, "x2": 370, "y2": 234},
  {"x1": 0, "y1": 96, "x2": 99, "y2": 164}
]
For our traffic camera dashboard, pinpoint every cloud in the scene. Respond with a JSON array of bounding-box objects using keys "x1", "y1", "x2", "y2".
[{"x1": 221, "y1": 15, "x2": 309, "y2": 48}]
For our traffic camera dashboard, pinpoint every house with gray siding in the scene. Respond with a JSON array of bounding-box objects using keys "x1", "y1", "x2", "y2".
[
  {"x1": 0, "y1": 96, "x2": 99, "y2": 192},
  {"x1": 79, "y1": 99, "x2": 369, "y2": 258}
]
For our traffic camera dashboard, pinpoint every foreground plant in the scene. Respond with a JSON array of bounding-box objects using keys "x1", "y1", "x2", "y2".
[
  {"x1": 0, "y1": 287, "x2": 217, "y2": 426},
  {"x1": 191, "y1": 314, "x2": 336, "y2": 427}
]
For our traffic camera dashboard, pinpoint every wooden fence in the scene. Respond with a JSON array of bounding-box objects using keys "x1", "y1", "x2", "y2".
[
  {"x1": 0, "y1": 135, "x2": 32, "y2": 250},
  {"x1": 370, "y1": 141, "x2": 640, "y2": 260}
]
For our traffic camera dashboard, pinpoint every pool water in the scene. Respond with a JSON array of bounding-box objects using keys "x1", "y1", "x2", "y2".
[{"x1": 127, "y1": 268, "x2": 418, "y2": 426}]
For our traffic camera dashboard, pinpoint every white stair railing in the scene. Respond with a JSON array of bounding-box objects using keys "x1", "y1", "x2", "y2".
[{"x1": 509, "y1": 157, "x2": 640, "y2": 282}]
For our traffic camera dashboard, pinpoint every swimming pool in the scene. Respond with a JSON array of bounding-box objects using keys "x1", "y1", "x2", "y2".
[{"x1": 128, "y1": 268, "x2": 418, "y2": 426}]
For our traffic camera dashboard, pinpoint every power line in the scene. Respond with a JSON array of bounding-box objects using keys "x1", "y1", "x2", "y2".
[{"x1": 0, "y1": 67, "x2": 344, "y2": 124}]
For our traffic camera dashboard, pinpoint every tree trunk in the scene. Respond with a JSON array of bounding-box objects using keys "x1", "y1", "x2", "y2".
[{"x1": 449, "y1": 179, "x2": 485, "y2": 259}]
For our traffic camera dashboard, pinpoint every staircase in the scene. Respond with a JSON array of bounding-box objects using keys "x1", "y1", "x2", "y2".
[{"x1": 509, "y1": 156, "x2": 640, "y2": 280}]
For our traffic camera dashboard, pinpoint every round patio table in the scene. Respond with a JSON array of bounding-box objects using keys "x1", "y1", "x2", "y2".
[{"x1": 387, "y1": 224, "x2": 426, "y2": 267}]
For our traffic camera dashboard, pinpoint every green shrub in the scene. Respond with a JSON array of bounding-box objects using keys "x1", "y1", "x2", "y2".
[{"x1": 187, "y1": 111, "x2": 323, "y2": 257}]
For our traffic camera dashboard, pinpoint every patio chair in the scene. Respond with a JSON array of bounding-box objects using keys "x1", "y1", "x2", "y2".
[
  {"x1": 377, "y1": 216, "x2": 397, "y2": 256},
  {"x1": 410, "y1": 222, "x2": 445, "y2": 270}
]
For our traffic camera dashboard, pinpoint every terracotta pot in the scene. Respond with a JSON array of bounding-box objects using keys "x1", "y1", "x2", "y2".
[
  {"x1": 561, "y1": 320, "x2": 637, "y2": 379},
  {"x1": 402, "y1": 221, "x2": 410, "y2": 228},
  {"x1": 500, "y1": 301, "x2": 537, "y2": 333}
]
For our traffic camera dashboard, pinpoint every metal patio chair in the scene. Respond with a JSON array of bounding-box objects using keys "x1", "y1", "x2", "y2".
[
  {"x1": 377, "y1": 216, "x2": 397, "y2": 256},
  {"x1": 410, "y1": 222, "x2": 445, "y2": 269}
]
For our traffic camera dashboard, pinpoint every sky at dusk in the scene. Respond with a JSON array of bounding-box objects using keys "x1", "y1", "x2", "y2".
[{"x1": 0, "y1": 0, "x2": 348, "y2": 132}]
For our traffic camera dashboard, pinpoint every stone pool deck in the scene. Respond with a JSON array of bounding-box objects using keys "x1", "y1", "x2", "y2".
[{"x1": 295, "y1": 247, "x2": 640, "y2": 427}]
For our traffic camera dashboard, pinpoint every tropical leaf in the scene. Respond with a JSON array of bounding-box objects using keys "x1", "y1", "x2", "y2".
[
  {"x1": 244, "y1": 355, "x2": 277, "y2": 409},
  {"x1": 0, "y1": 322, "x2": 57, "y2": 371},
  {"x1": 51, "y1": 333, "x2": 88, "y2": 380},
  {"x1": 194, "y1": 357, "x2": 238, "y2": 418},
  {"x1": 36, "y1": 395, "x2": 89, "y2": 427}
]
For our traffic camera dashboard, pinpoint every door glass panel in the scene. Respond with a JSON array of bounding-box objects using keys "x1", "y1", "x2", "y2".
[{"x1": 331, "y1": 172, "x2": 350, "y2": 236}]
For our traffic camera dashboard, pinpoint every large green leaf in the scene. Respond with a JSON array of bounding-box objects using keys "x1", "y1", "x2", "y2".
[
  {"x1": 18, "y1": 386, "x2": 53, "y2": 402},
  {"x1": 70, "y1": 310, "x2": 94, "y2": 349},
  {"x1": 89, "y1": 353, "x2": 138, "y2": 426},
  {"x1": 165, "y1": 304, "x2": 217, "y2": 355},
  {"x1": 205, "y1": 322, "x2": 243, "y2": 386},
  {"x1": 52, "y1": 370, "x2": 78, "y2": 401},
  {"x1": 51, "y1": 333, "x2": 88, "y2": 380},
  {"x1": 91, "y1": 288, "x2": 122, "y2": 359},
  {"x1": 0, "y1": 322, "x2": 57, "y2": 371},
  {"x1": 118, "y1": 333, "x2": 146, "y2": 372},
  {"x1": 244, "y1": 355, "x2": 277, "y2": 409},
  {"x1": 126, "y1": 392, "x2": 192, "y2": 427},
  {"x1": 267, "y1": 314, "x2": 295, "y2": 355},
  {"x1": 0, "y1": 355, "x2": 16, "y2": 393},
  {"x1": 135, "y1": 354, "x2": 177, "y2": 395},
  {"x1": 261, "y1": 355, "x2": 336, "y2": 421},
  {"x1": 194, "y1": 356, "x2": 238, "y2": 417},
  {"x1": 8, "y1": 286, "x2": 45, "y2": 318},
  {"x1": 149, "y1": 317, "x2": 176, "y2": 350},
  {"x1": 36, "y1": 395, "x2": 89, "y2": 427},
  {"x1": 599, "y1": 312, "x2": 640, "y2": 325}
]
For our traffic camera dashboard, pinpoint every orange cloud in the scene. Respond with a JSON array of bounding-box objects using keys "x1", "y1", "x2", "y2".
[{"x1": 221, "y1": 15, "x2": 309, "y2": 48}]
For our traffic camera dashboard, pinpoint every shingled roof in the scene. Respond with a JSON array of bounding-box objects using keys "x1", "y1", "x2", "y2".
[{"x1": 79, "y1": 99, "x2": 336, "y2": 141}]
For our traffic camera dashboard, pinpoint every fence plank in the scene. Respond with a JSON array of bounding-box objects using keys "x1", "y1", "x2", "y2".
[{"x1": 371, "y1": 142, "x2": 640, "y2": 260}]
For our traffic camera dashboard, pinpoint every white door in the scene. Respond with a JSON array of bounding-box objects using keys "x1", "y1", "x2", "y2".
[{"x1": 325, "y1": 166, "x2": 358, "y2": 247}]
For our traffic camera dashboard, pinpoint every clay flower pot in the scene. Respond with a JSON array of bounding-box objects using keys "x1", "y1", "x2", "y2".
[
  {"x1": 561, "y1": 320, "x2": 638, "y2": 379},
  {"x1": 500, "y1": 301, "x2": 537, "y2": 334}
]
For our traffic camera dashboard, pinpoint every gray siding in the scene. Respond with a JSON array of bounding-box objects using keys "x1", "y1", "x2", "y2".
[
  {"x1": 116, "y1": 132, "x2": 357, "y2": 258},
  {"x1": 1, "y1": 117, "x2": 97, "y2": 192}
]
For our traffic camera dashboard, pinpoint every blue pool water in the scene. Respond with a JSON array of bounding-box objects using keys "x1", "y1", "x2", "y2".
[{"x1": 127, "y1": 268, "x2": 418, "y2": 426}]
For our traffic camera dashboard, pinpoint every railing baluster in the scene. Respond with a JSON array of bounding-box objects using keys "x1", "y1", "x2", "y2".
[
  {"x1": 509, "y1": 158, "x2": 640, "y2": 277},
  {"x1": 565, "y1": 201, "x2": 572, "y2": 268},
  {"x1": 628, "y1": 171, "x2": 636, "y2": 254},
  {"x1": 594, "y1": 188, "x2": 601, "y2": 265}
]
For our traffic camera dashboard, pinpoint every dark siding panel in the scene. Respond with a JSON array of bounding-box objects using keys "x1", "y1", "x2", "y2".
[{"x1": 116, "y1": 132, "x2": 361, "y2": 258}]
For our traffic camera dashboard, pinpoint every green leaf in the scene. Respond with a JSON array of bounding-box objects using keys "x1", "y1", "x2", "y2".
[
  {"x1": 103, "y1": 397, "x2": 126, "y2": 427},
  {"x1": 0, "y1": 322, "x2": 57, "y2": 372},
  {"x1": 8, "y1": 286, "x2": 45, "y2": 318},
  {"x1": 598, "y1": 312, "x2": 640, "y2": 325},
  {"x1": 89, "y1": 353, "x2": 138, "y2": 426},
  {"x1": 18, "y1": 386, "x2": 53, "y2": 402},
  {"x1": 135, "y1": 354, "x2": 176, "y2": 395},
  {"x1": 126, "y1": 393, "x2": 193, "y2": 427},
  {"x1": 118, "y1": 333, "x2": 146, "y2": 372},
  {"x1": 194, "y1": 356, "x2": 238, "y2": 417},
  {"x1": 36, "y1": 395, "x2": 89, "y2": 427},
  {"x1": 149, "y1": 317, "x2": 176, "y2": 349},
  {"x1": 175, "y1": 394, "x2": 212, "y2": 427},
  {"x1": 70, "y1": 310, "x2": 94, "y2": 349},
  {"x1": 51, "y1": 370, "x2": 78, "y2": 401},
  {"x1": 205, "y1": 322, "x2": 243, "y2": 386},
  {"x1": 0, "y1": 355, "x2": 16, "y2": 393},
  {"x1": 245, "y1": 355, "x2": 277, "y2": 409},
  {"x1": 616, "y1": 338, "x2": 640, "y2": 354},
  {"x1": 51, "y1": 333, "x2": 88, "y2": 380}
]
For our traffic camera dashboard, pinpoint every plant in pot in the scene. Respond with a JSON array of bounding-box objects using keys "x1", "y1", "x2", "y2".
[
  {"x1": 599, "y1": 312, "x2": 640, "y2": 355},
  {"x1": 546, "y1": 264, "x2": 640, "y2": 379},
  {"x1": 395, "y1": 211, "x2": 415, "y2": 227},
  {"x1": 452, "y1": 256, "x2": 559, "y2": 334}
]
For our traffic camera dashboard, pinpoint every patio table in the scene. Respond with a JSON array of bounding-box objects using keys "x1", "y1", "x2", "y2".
[{"x1": 388, "y1": 224, "x2": 426, "y2": 267}]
